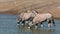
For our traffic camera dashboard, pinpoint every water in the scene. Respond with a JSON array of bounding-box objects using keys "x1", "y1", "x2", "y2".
[{"x1": 0, "y1": 14, "x2": 60, "y2": 34}]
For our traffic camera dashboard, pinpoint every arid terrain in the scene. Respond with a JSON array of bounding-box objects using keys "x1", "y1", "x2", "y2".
[
  {"x1": 0, "y1": 0, "x2": 60, "y2": 34},
  {"x1": 0, "y1": 0, "x2": 60, "y2": 19}
]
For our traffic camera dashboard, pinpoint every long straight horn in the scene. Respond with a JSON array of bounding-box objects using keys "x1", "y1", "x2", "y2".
[
  {"x1": 32, "y1": 9, "x2": 38, "y2": 14},
  {"x1": 34, "y1": 10, "x2": 38, "y2": 14}
]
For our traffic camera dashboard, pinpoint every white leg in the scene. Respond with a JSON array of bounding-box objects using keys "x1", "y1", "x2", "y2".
[
  {"x1": 51, "y1": 23, "x2": 52, "y2": 27},
  {"x1": 48, "y1": 23, "x2": 51, "y2": 27},
  {"x1": 25, "y1": 21, "x2": 28, "y2": 24},
  {"x1": 20, "y1": 22, "x2": 22, "y2": 24},
  {"x1": 21, "y1": 23, "x2": 24, "y2": 26},
  {"x1": 35, "y1": 25, "x2": 38, "y2": 29},
  {"x1": 41, "y1": 24, "x2": 43, "y2": 27}
]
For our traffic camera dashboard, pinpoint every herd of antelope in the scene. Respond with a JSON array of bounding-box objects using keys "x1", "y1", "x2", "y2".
[{"x1": 16, "y1": 9, "x2": 56, "y2": 29}]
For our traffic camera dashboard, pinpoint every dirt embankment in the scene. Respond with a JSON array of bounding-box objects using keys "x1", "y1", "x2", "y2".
[{"x1": 0, "y1": 0, "x2": 60, "y2": 19}]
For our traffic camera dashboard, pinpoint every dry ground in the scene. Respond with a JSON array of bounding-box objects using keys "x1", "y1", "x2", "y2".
[{"x1": 0, "y1": 0, "x2": 60, "y2": 19}]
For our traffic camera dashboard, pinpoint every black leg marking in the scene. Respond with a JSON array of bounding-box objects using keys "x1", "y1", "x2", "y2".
[
  {"x1": 17, "y1": 17, "x2": 21, "y2": 24},
  {"x1": 48, "y1": 20, "x2": 52, "y2": 27},
  {"x1": 48, "y1": 20, "x2": 51, "y2": 24},
  {"x1": 36, "y1": 23, "x2": 38, "y2": 26},
  {"x1": 17, "y1": 21, "x2": 20, "y2": 24},
  {"x1": 52, "y1": 19, "x2": 56, "y2": 26},
  {"x1": 17, "y1": 19, "x2": 20, "y2": 24},
  {"x1": 41, "y1": 22, "x2": 43, "y2": 24},
  {"x1": 22, "y1": 20, "x2": 25, "y2": 25}
]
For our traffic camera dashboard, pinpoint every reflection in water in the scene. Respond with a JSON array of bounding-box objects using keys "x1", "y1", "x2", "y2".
[
  {"x1": 0, "y1": 14, "x2": 60, "y2": 34},
  {"x1": 17, "y1": 25, "x2": 55, "y2": 34}
]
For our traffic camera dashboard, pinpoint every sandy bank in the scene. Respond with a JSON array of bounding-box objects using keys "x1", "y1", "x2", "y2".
[{"x1": 0, "y1": 0, "x2": 60, "y2": 19}]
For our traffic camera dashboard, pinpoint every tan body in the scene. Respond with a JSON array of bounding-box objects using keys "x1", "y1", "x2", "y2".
[
  {"x1": 17, "y1": 10, "x2": 38, "y2": 25},
  {"x1": 28, "y1": 13, "x2": 55, "y2": 28},
  {"x1": 32, "y1": 13, "x2": 52, "y2": 25}
]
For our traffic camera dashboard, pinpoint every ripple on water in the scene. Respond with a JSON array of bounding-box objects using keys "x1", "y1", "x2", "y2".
[{"x1": 0, "y1": 14, "x2": 60, "y2": 34}]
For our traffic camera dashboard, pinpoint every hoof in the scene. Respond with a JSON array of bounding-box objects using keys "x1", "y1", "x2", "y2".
[
  {"x1": 28, "y1": 27, "x2": 30, "y2": 29},
  {"x1": 48, "y1": 23, "x2": 52, "y2": 28}
]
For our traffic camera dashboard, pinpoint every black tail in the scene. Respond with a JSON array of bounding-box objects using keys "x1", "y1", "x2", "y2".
[{"x1": 52, "y1": 16, "x2": 56, "y2": 26}]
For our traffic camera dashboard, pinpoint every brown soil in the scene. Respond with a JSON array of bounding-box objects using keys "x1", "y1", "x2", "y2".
[{"x1": 0, "y1": 0, "x2": 60, "y2": 19}]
